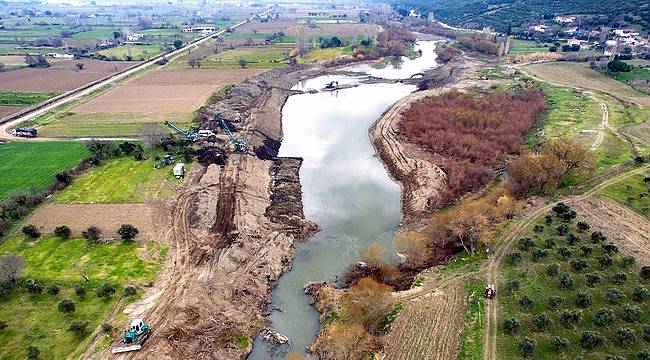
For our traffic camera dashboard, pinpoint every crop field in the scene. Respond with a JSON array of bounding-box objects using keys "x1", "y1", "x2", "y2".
[
  {"x1": 600, "y1": 172, "x2": 650, "y2": 218},
  {"x1": 614, "y1": 66, "x2": 650, "y2": 82},
  {"x1": 97, "y1": 44, "x2": 166, "y2": 60},
  {"x1": 508, "y1": 40, "x2": 552, "y2": 54},
  {"x1": 70, "y1": 28, "x2": 119, "y2": 40},
  {"x1": 0, "y1": 55, "x2": 27, "y2": 66},
  {"x1": 0, "y1": 236, "x2": 165, "y2": 359},
  {"x1": 0, "y1": 91, "x2": 58, "y2": 106},
  {"x1": 198, "y1": 46, "x2": 292, "y2": 69},
  {"x1": 236, "y1": 19, "x2": 379, "y2": 38},
  {"x1": 0, "y1": 60, "x2": 134, "y2": 93},
  {"x1": 524, "y1": 62, "x2": 650, "y2": 107},
  {"x1": 0, "y1": 142, "x2": 90, "y2": 199},
  {"x1": 300, "y1": 47, "x2": 352, "y2": 62},
  {"x1": 497, "y1": 204, "x2": 650, "y2": 359},
  {"x1": 0, "y1": 46, "x2": 65, "y2": 56},
  {"x1": 0, "y1": 105, "x2": 26, "y2": 118}
]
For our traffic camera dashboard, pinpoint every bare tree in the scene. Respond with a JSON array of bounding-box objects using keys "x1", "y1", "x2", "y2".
[
  {"x1": 25, "y1": 54, "x2": 50, "y2": 68},
  {"x1": 238, "y1": 58, "x2": 247, "y2": 69},
  {"x1": 75, "y1": 62, "x2": 84, "y2": 70},
  {"x1": 140, "y1": 124, "x2": 168, "y2": 148},
  {"x1": 0, "y1": 254, "x2": 26, "y2": 284}
]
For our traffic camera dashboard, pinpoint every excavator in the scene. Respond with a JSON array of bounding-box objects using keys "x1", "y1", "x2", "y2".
[
  {"x1": 214, "y1": 113, "x2": 248, "y2": 152},
  {"x1": 111, "y1": 318, "x2": 151, "y2": 354}
]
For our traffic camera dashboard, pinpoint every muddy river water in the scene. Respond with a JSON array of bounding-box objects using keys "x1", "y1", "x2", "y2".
[{"x1": 248, "y1": 40, "x2": 438, "y2": 359}]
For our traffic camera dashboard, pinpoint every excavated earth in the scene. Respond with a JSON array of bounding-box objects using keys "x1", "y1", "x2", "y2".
[{"x1": 94, "y1": 65, "x2": 323, "y2": 360}]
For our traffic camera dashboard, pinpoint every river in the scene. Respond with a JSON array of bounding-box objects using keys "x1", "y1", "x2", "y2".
[{"x1": 248, "y1": 40, "x2": 439, "y2": 359}]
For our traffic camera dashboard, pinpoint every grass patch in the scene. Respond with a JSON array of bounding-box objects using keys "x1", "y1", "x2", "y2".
[
  {"x1": 301, "y1": 47, "x2": 351, "y2": 62},
  {"x1": 458, "y1": 279, "x2": 485, "y2": 360},
  {"x1": 614, "y1": 65, "x2": 650, "y2": 82},
  {"x1": 0, "y1": 142, "x2": 90, "y2": 199},
  {"x1": 97, "y1": 44, "x2": 165, "y2": 60},
  {"x1": 0, "y1": 236, "x2": 164, "y2": 359},
  {"x1": 497, "y1": 208, "x2": 650, "y2": 359},
  {"x1": 54, "y1": 156, "x2": 186, "y2": 204},
  {"x1": 198, "y1": 47, "x2": 290, "y2": 69},
  {"x1": 70, "y1": 28, "x2": 119, "y2": 40},
  {"x1": 0, "y1": 91, "x2": 58, "y2": 106},
  {"x1": 509, "y1": 40, "x2": 552, "y2": 54},
  {"x1": 600, "y1": 171, "x2": 650, "y2": 217},
  {"x1": 595, "y1": 130, "x2": 633, "y2": 170}
]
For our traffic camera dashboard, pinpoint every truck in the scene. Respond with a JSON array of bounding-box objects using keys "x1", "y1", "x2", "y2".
[
  {"x1": 173, "y1": 163, "x2": 186, "y2": 179},
  {"x1": 11, "y1": 127, "x2": 37, "y2": 138},
  {"x1": 111, "y1": 318, "x2": 151, "y2": 354}
]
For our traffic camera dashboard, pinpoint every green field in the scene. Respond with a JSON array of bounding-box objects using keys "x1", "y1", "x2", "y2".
[
  {"x1": 0, "y1": 142, "x2": 90, "y2": 199},
  {"x1": 527, "y1": 84, "x2": 602, "y2": 149},
  {"x1": 198, "y1": 47, "x2": 290, "y2": 69},
  {"x1": 614, "y1": 65, "x2": 650, "y2": 82},
  {"x1": 0, "y1": 91, "x2": 58, "y2": 106},
  {"x1": 70, "y1": 28, "x2": 118, "y2": 41},
  {"x1": 97, "y1": 44, "x2": 165, "y2": 60},
  {"x1": 600, "y1": 171, "x2": 650, "y2": 217},
  {"x1": 301, "y1": 47, "x2": 352, "y2": 62},
  {"x1": 54, "y1": 157, "x2": 185, "y2": 204},
  {"x1": 509, "y1": 39, "x2": 552, "y2": 54},
  {"x1": 0, "y1": 236, "x2": 165, "y2": 359},
  {"x1": 498, "y1": 207, "x2": 650, "y2": 359},
  {"x1": 0, "y1": 46, "x2": 65, "y2": 55}
]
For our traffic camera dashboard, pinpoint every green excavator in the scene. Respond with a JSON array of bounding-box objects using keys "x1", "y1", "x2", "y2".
[{"x1": 111, "y1": 318, "x2": 151, "y2": 354}]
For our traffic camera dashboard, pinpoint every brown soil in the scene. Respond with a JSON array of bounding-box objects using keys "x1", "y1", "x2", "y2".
[
  {"x1": 0, "y1": 105, "x2": 26, "y2": 118},
  {"x1": 25, "y1": 203, "x2": 159, "y2": 239},
  {"x1": 573, "y1": 195, "x2": 650, "y2": 264},
  {"x1": 129, "y1": 68, "x2": 264, "y2": 86},
  {"x1": 90, "y1": 65, "x2": 325, "y2": 359},
  {"x1": 0, "y1": 60, "x2": 135, "y2": 93}
]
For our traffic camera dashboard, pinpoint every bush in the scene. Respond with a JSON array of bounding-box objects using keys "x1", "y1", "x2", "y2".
[
  {"x1": 21, "y1": 225, "x2": 40, "y2": 239},
  {"x1": 640, "y1": 266, "x2": 650, "y2": 280},
  {"x1": 504, "y1": 280, "x2": 520, "y2": 294},
  {"x1": 579, "y1": 331, "x2": 604, "y2": 349},
  {"x1": 580, "y1": 245, "x2": 593, "y2": 256},
  {"x1": 606, "y1": 288, "x2": 626, "y2": 304},
  {"x1": 58, "y1": 299, "x2": 75, "y2": 314},
  {"x1": 101, "y1": 323, "x2": 113, "y2": 333},
  {"x1": 96, "y1": 283, "x2": 116, "y2": 298},
  {"x1": 0, "y1": 320, "x2": 6, "y2": 330},
  {"x1": 123, "y1": 286, "x2": 137, "y2": 297},
  {"x1": 638, "y1": 351, "x2": 650, "y2": 360},
  {"x1": 518, "y1": 337, "x2": 536, "y2": 358},
  {"x1": 575, "y1": 290, "x2": 593, "y2": 308},
  {"x1": 598, "y1": 255, "x2": 614, "y2": 269},
  {"x1": 557, "y1": 224, "x2": 569, "y2": 236},
  {"x1": 559, "y1": 309, "x2": 582, "y2": 327},
  {"x1": 576, "y1": 221, "x2": 590, "y2": 232},
  {"x1": 614, "y1": 327, "x2": 636, "y2": 347},
  {"x1": 46, "y1": 284, "x2": 60, "y2": 296},
  {"x1": 561, "y1": 210, "x2": 577, "y2": 223},
  {"x1": 547, "y1": 295, "x2": 565, "y2": 309},
  {"x1": 519, "y1": 295, "x2": 534, "y2": 311},
  {"x1": 533, "y1": 224, "x2": 544, "y2": 233},
  {"x1": 632, "y1": 285, "x2": 649, "y2": 302},
  {"x1": 82, "y1": 226, "x2": 101, "y2": 242},
  {"x1": 557, "y1": 247, "x2": 572, "y2": 258},
  {"x1": 586, "y1": 272, "x2": 602, "y2": 287},
  {"x1": 508, "y1": 252, "x2": 523, "y2": 264},
  {"x1": 612, "y1": 272, "x2": 628, "y2": 285},
  {"x1": 566, "y1": 233, "x2": 580, "y2": 245},
  {"x1": 546, "y1": 263, "x2": 560, "y2": 277},
  {"x1": 622, "y1": 256, "x2": 636, "y2": 268},
  {"x1": 622, "y1": 304, "x2": 643, "y2": 323},
  {"x1": 25, "y1": 279, "x2": 42, "y2": 294},
  {"x1": 503, "y1": 317, "x2": 520, "y2": 334},
  {"x1": 591, "y1": 231, "x2": 607, "y2": 243},
  {"x1": 53, "y1": 226, "x2": 71, "y2": 239},
  {"x1": 67, "y1": 320, "x2": 89, "y2": 336},
  {"x1": 531, "y1": 249, "x2": 549, "y2": 262},
  {"x1": 518, "y1": 238, "x2": 536, "y2": 251},
  {"x1": 643, "y1": 324, "x2": 650, "y2": 341},
  {"x1": 544, "y1": 238, "x2": 556, "y2": 248},
  {"x1": 545, "y1": 214, "x2": 554, "y2": 224},
  {"x1": 55, "y1": 171, "x2": 73, "y2": 184},
  {"x1": 559, "y1": 273, "x2": 574, "y2": 289},
  {"x1": 570, "y1": 259, "x2": 588, "y2": 272},
  {"x1": 27, "y1": 346, "x2": 40, "y2": 359},
  {"x1": 532, "y1": 313, "x2": 552, "y2": 331},
  {"x1": 551, "y1": 336, "x2": 569, "y2": 352},
  {"x1": 595, "y1": 308, "x2": 615, "y2": 326},
  {"x1": 75, "y1": 285, "x2": 86, "y2": 298},
  {"x1": 552, "y1": 203, "x2": 571, "y2": 215},
  {"x1": 602, "y1": 243, "x2": 619, "y2": 254},
  {"x1": 117, "y1": 224, "x2": 139, "y2": 241}
]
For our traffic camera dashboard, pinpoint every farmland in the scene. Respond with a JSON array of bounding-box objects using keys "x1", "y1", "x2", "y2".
[
  {"x1": 600, "y1": 172, "x2": 650, "y2": 218},
  {"x1": 185, "y1": 46, "x2": 293, "y2": 69},
  {"x1": 97, "y1": 45, "x2": 166, "y2": 61},
  {"x1": 0, "y1": 142, "x2": 90, "y2": 199},
  {"x1": 0, "y1": 91, "x2": 58, "y2": 106}
]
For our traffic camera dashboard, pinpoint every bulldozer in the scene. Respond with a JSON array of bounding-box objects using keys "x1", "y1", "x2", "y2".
[{"x1": 112, "y1": 318, "x2": 151, "y2": 354}]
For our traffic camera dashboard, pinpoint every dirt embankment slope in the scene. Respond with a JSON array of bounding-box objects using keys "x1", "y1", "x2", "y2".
[{"x1": 95, "y1": 66, "x2": 322, "y2": 360}]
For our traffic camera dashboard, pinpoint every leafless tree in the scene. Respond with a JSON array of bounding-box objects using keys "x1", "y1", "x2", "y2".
[
  {"x1": 75, "y1": 62, "x2": 84, "y2": 70},
  {"x1": 140, "y1": 124, "x2": 168, "y2": 148},
  {"x1": 0, "y1": 254, "x2": 26, "y2": 284}
]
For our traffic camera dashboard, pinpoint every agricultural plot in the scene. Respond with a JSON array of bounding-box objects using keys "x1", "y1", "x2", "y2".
[
  {"x1": 0, "y1": 236, "x2": 165, "y2": 359},
  {"x1": 97, "y1": 44, "x2": 166, "y2": 61},
  {"x1": 0, "y1": 91, "x2": 58, "y2": 106},
  {"x1": 300, "y1": 47, "x2": 352, "y2": 62},
  {"x1": 497, "y1": 204, "x2": 650, "y2": 359},
  {"x1": 0, "y1": 142, "x2": 90, "y2": 199},
  {"x1": 0, "y1": 55, "x2": 27, "y2": 66},
  {"x1": 0, "y1": 60, "x2": 134, "y2": 93},
  {"x1": 600, "y1": 172, "x2": 650, "y2": 218},
  {"x1": 508, "y1": 40, "x2": 552, "y2": 54},
  {"x1": 199, "y1": 47, "x2": 292, "y2": 69},
  {"x1": 524, "y1": 62, "x2": 650, "y2": 107},
  {"x1": 0, "y1": 105, "x2": 26, "y2": 119}
]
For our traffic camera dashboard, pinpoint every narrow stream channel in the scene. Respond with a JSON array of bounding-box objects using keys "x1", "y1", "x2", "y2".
[{"x1": 248, "y1": 40, "x2": 439, "y2": 359}]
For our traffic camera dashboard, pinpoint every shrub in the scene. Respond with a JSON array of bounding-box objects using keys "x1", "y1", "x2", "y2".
[
  {"x1": 622, "y1": 256, "x2": 636, "y2": 268},
  {"x1": 640, "y1": 266, "x2": 650, "y2": 280},
  {"x1": 21, "y1": 225, "x2": 40, "y2": 239},
  {"x1": 575, "y1": 290, "x2": 592, "y2": 308},
  {"x1": 595, "y1": 308, "x2": 615, "y2": 326},
  {"x1": 67, "y1": 320, "x2": 89, "y2": 336},
  {"x1": 123, "y1": 286, "x2": 137, "y2": 297},
  {"x1": 96, "y1": 283, "x2": 116, "y2": 298},
  {"x1": 552, "y1": 203, "x2": 570, "y2": 215},
  {"x1": 559, "y1": 273, "x2": 574, "y2": 289},
  {"x1": 603, "y1": 356, "x2": 625, "y2": 360},
  {"x1": 606, "y1": 288, "x2": 626, "y2": 305},
  {"x1": 502, "y1": 317, "x2": 520, "y2": 334},
  {"x1": 602, "y1": 243, "x2": 619, "y2": 254},
  {"x1": 545, "y1": 214, "x2": 554, "y2": 224},
  {"x1": 508, "y1": 252, "x2": 523, "y2": 264},
  {"x1": 546, "y1": 263, "x2": 560, "y2": 277},
  {"x1": 586, "y1": 272, "x2": 602, "y2": 287},
  {"x1": 117, "y1": 224, "x2": 139, "y2": 241},
  {"x1": 632, "y1": 285, "x2": 649, "y2": 302},
  {"x1": 54, "y1": 226, "x2": 71, "y2": 239},
  {"x1": 519, "y1": 295, "x2": 534, "y2": 311},
  {"x1": 27, "y1": 346, "x2": 40, "y2": 359},
  {"x1": 533, "y1": 225, "x2": 544, "y2": 233},
  {"x1": 504, "y1": 280, "x2": 520, "y2": 294},
  {"x1": 612, "y1": 272, "x2": 628, "y2": 285},
  {"x1": 25, "y1": 279, "x2": 42, "y2": 294},
  {"x1": 0, "y1": 320, "x2": 6, "y2": 330},
  {"x1": 551, "y1": 336, "x2": 569, "y2": 352},
  {"x1": 566, "y1": 233, "x2": 580, "y2": 245},
  {"x1": 46, "y1": 284, "x2": 60, "y2": 296},
  {"x1": 557, "y1": 224, "x2": 569, "y2": 236},
  {"x1": 547, "y1": 295, "x2": 565, "y2": 309},
  {"x1": 55, "y1": 171, "x2": 73, "y2": 184},
  {"x1": 579, "y1": 331, "x2": 604, "y2": 349},
  {"x1": 638, "y1": 351, "x2": 650, "y2": 360},
  {"x1": 580, "y1": 245, "x2": 592, "y2": 256},
  {"x1": 598, "y1": 255, "x2": 614, "y2": 269},
  {"x1": 82, "y1": 226, "x2": 101, "y2": 242},
  {"x1": 560, "y1": 210, "x2": 577, "y2": 222},
  {"x1": 544, "y1": 238, "x2": 556, "y2": 248},
  {"x1": 570, "y1": 259, "x2": 588, "y2": 272},
  {"x1": 532, "y1": 249, "x2": 549, "y2": 262},
  {"x1": 58, "y1": 299, "x2": 75, "y2": 314},
  {"x1": 559, "y1": 309, "x2": 582, "y2": 327},
  {"x1": 622, "y1": 304, "x2": 643, "y2": 323},
  {"x1": 643, "y1": 324, "x2": 650, "y2": 341},
  {"x1": 558, "y1": 247, "x2": 572, "y2": 258},
  {"x1": 532, "y1": 313, "x2": 552, "y2": 331},
  {"x1": 614, "y1": 327, "x2": 636, "y2": 347},
  {"x1": 576, "y1": 221, "x2": 590, "y2": 232},
  {"x1": 101, "y1": 323, "x2": 113, "y2": 333},
  {"x1": 591, "y1": 231, "x2": 607, "y2": 243},
  {"x1": 518, "y1": 238, "x2": 536, "y2": 251},
  {"x1": 75, "y1": 285, "x2": 86, "y2": 298},
  {"x1": 518, "y1": 337, "x2": 536, "y2": 358}
]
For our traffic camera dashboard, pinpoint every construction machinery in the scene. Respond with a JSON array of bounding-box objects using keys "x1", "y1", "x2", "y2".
[
  {"x1": 111, "y1": 318, "x2": 151, "y2": 354},
  {"x1": 214, "y1": 113, "x2": 248, "y2": 152},
  {"x1": 164, "y1": 120, "x2": 200, "y2": 142},
  {"x1": 324, "y1": 81, "x2": 339, "y2": 90},
  {"x1": 154, "y1": 154, "x2": 175, "y2": 169},
  {"x1": 484, "y1": 284, "x2": 496, "y2": 299}
]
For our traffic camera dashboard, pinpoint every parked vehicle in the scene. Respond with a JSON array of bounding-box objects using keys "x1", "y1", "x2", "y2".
[
  {"x1": 11, "y1": 127, "x2": 37, "y2": 138},
  {"x1": 173, "y1": 163, "x2": 186, "y2": 179}
]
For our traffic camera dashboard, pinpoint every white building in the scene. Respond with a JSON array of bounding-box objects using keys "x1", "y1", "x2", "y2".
[
  {"x1": 555, "y1": 15, "x2": 576, "y2": 23},
  {"x1": 531, "y1": 25, "x2": 548, "y2": 33},
  {"x1": 126, "y1": 33, "x2": 143, "y2": 42}
]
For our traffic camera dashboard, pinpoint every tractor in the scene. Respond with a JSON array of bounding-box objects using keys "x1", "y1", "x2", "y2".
[
  {"x1": 154, "y1": 154, "x2": 175, "y2": 169},
  {"x1": 111, "y1": 318, "x2": 151, "y2": 354}
]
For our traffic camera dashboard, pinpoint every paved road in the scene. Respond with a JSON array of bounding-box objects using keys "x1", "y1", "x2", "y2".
[{"x1": 0, "y1": 8, "x2": 273, "y2": 142}]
